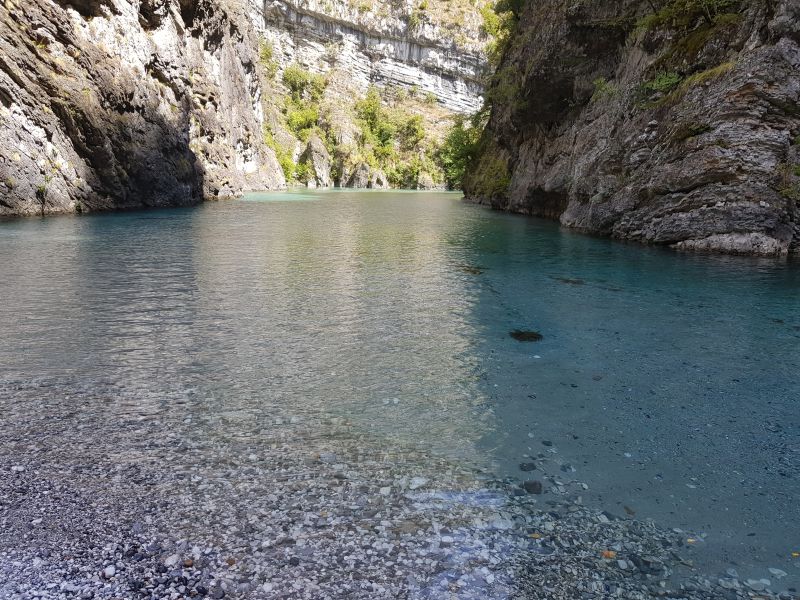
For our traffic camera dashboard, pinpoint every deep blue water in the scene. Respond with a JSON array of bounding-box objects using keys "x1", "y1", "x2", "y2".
[{"x1": 1, "y1": 189, "x2": 798, "y2": 587}]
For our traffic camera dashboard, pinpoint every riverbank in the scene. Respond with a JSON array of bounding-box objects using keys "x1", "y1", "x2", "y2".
[{"x1": 1, "y1": 378, "x2": 795, "y2": 600}]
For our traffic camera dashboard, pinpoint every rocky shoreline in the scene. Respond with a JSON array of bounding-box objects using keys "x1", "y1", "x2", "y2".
[{"x1": 1, "y1": 378, "x2": 797, "y2": 600}]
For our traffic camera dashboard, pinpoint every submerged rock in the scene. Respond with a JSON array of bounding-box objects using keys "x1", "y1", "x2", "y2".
[
  {"x1": 522, "y1": 480, "x2": 543, "y2": 494},
  {"x1": 510, "y1": 330, "x2": 543, "y2": 342}
]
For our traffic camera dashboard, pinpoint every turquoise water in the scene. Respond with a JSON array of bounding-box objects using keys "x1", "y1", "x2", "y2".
[{"x1": 0, "y1": 189, "x2": 798, "y2": 587}]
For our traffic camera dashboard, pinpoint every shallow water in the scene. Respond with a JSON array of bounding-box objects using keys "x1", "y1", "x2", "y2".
[{"x1": 1, "y1": 189, "x2": 798, "y2": 590}]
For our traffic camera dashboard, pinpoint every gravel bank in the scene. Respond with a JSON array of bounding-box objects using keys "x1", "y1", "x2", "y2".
[{"x1": 1, "y1": 378, "x2": 796, "y2": 599}]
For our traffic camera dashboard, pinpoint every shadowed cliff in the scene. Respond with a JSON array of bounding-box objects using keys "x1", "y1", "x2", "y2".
[
  {"x1": 464, "y1": 0, "x2": 800, "y2": 256},
  {"x1": 0, "y1": 0, "x2": 284, "y2": 216}
]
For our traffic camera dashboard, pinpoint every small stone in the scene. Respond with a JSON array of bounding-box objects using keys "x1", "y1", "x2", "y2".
[
  {"x1": 289, "y1": 556, "x2": 300, "y2": 566},
  {"x1": 183, "y1": 558, "x2": 194, "y2": 568},
  {"x1": 617, "y1": 560, "x2": 628, "y2": 570},
  {"x1": 519, "y1": 462, "x2": 537, "y2": 471},
  {"x1": 102, "y1": 565, "x2": 115, "y2": 578},
  {"x1": 319, "y1": 452, "x2": 337, "y2": 464},
  {"x1": 768, "y1": 568, "x2": 787, "y2": 579},
  {"x1": 409, "y1": 477, "x2": 428, "y2": 490},
  {"x1": 522, "y1": 480, "x2": 543, "y2": 494},
  {"x1": 541, "y1": 440, "x2": 553, "y2": 447},
  {"x1": 745, "y1": 579, "x2": 771, "y2": 591},
  {"x1": 11, "y1": 465, "x2": 25, "y2": 472},
  {"x1": 164, "y1": 554, "x2": 180, "y2": 567}
]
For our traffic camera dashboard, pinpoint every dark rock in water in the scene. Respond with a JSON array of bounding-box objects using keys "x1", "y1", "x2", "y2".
[
  {"x1": 458, "y1": 264, "x2": 485, "y2": 275},
  {"x1": 522, "y1": 480, "x2": 543, "y2": 494},
  {"x1": 553, "y1": 277, "x2": 585, "y2": 285},
  {"x1": 519, "y1": 462, "x2": 537, "y2": 472},
  {"x1": 510, "y1": 330, "x2": 543, "y2": 342},
  {"x1": 541, "y1": 440, "x2": 553, "y2": 447}
]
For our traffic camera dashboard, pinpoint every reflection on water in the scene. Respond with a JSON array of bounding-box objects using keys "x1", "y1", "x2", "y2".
[{"x1": 0, "y1": 190, "x2": 798, "y2": 589}]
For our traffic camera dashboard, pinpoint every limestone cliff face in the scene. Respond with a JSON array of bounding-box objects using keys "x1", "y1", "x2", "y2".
[
  {"x1": 249, "y1": 0, "x2": 486, "y2": 114},
  {"x1": 0, "y1": 0, "x2": 284, "y2": 216},
  {"x1": 464, "y1": 0, "x2": 800, "y2": 256}
]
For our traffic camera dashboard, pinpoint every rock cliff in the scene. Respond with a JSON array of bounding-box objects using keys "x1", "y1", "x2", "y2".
[
  {"x1": 0, "y1": 0, "x2": 286, "y2": 216},
  {"x1": 250, "y1": 0, "x2": 486, "y2": 113},
  {"x1": 0, "y1": 0, "x2": 489, "y2": 215},
  {"x1": 250, "y1": 0, "x2": 489, "y2": 190},
  {"x1": 464, "y1": 0, "x2": 800, "y2": 256}
]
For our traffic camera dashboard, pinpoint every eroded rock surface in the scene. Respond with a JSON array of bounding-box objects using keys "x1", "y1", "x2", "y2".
[
  {"x1": 249, "y1": 0, "x2": 487, "y2": 114},
  {"x1": 299, "y1": 134, "x2": 332, "y2": 188},
  {"x1": 0, "y1": 0, "x2": 284, "y2": 216},
  {"x1": 464, "y1": 0, "x2": 800, "y2": 255}
]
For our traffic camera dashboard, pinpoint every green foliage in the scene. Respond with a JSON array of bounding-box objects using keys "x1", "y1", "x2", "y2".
[
  {"x1": 493, "y1": 0, "x2": 524, "y2": 17},
  {"x1": 481, "y1": 1, "x2": 519, "y2": 67},
  {"x1": 408, "y1": 10, "x2": 421, "y2": 30},
  {"x1": 398, "y1": 114, "x2": 425, "y2": 150},
  {"x1": 282, "y1": 64, "x2": 326, "y2": 102},
  {"x1": 259, "y1": 39, "x2": 278, "y2": 80},
  {"x1": 480, "y1": 3, "x2": 502, "y2": 36},
  {"x1": 681, "y1": 61, "x2": 734, "y2": 88},
  {"x1": 486, "y1": 65, "x2": 522, "y2": 111},
  {"x1": 469, "y1": 153, "x2": 511, "y2": 198},
  {"x1": 438, "y1": 115, "x2": 483, "y2": 189},
  {"x1": 286, "y1": 104, "x2": 319, "y2": 137},
  {"x1": 591, "y1": 77, "x2": 618, "y2": 102},
  {"x1": 637, "y1": 0, "x2": 742, "y2": 31},
  {"x1": 642, "y1": 71, "x2": 683, "y2": 94},
  {"x1": 264, "y1": 126, "x2": 298, "y2": 182},
  {"x1": 355, "y1": 87, "x2": 383, "y2": 132}
]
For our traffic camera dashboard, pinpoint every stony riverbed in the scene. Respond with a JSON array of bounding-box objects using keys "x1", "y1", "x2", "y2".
[{"x1": 1, "y1": 378, "x2": 796, "y2": 600}]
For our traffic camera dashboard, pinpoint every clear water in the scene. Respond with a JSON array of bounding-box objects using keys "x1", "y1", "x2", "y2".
[{"x1": 1, "y1": 189, "x2": 798, "y2": 587}]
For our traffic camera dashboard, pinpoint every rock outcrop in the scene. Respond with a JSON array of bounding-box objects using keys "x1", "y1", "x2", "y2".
[
  {"x1": 0, "y1": 0, "x2": 284, "y2": 216},
  {"x1": 345, "y1": 161, "x2": 388, "y2": 189},
  {"x1": 299, "y1": 134, "x2": 332, "y2": 188},
  {"x1": 464, "y1": 0, "x2": 800, "y2": 255}
]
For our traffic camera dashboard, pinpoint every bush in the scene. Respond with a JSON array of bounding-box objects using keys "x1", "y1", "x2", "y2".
[
  {"x1": 282, "y1": 64, "x2": 326, "y2": 102},
  {"x1": 591, "y1": 77, "x2": 618, "y2": 102},
  {"x1": 438, "y1": 115, "x2": 482, "y2": 189},
  {"x1": 259, "y1": 40, "x2": 278, "y2": 80},
  {"x1": 286, "y1": 103, "x2": 319, "y2": 136},
  {"x1": 398, "y1": 114, "x2": 425, "y2": 150},
  {"x1": 355, "y1": 86, "x2": 382, "y2": 131},
  {"x1": 637, "y1": 0, "x2": 742, "y2": 31},
  {"x1": 642, "y1": 71, "x2": 683, "y2": 94},
  {"x1": 264, "y1": 127, "x2": 297, "y2": 181}
]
